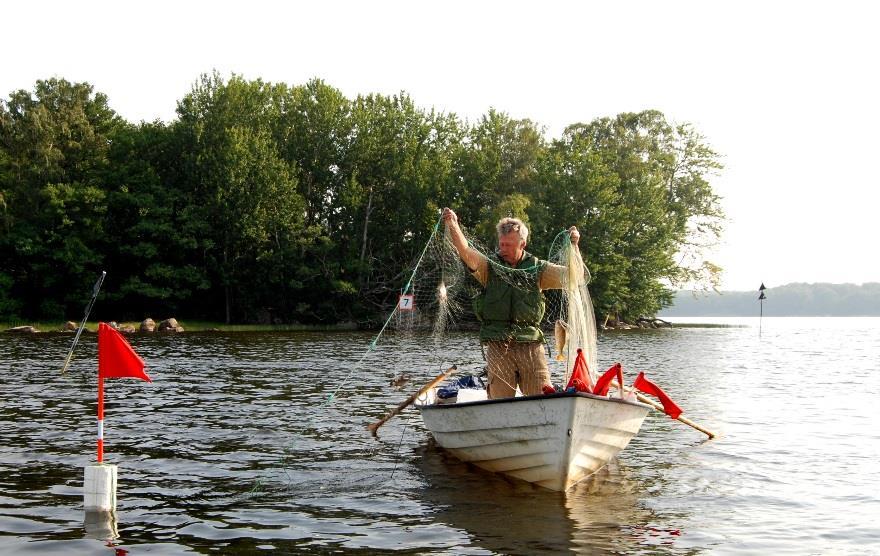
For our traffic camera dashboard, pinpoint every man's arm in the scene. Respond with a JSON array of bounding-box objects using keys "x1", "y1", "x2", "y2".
[{"x1": 442, "y1": 208, "x2": 483, "y2": 272}]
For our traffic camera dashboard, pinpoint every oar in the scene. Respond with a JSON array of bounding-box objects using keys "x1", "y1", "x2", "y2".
[
  {"x1": 61, "y1": 271, "x2": 106, "y2": 375},
  {"x1": 368, "y1": 365, "x2": 457, "y2": 437},
  {"x1": 612, "y1": 380, "x2": 716, "y2": 439}
]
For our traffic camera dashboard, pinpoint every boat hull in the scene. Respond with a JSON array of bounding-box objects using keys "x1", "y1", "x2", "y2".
[{"x1": 418, "y1": 392, "x2": 650, "y2": 491}]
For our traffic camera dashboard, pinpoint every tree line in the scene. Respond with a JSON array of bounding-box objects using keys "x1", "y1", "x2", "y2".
[
  {"x1": 662, "y1": 282, "x2": 880, "y2": 316},
  {"x1": 0, "y1": 74, "x2": 724, "y2": 325}
]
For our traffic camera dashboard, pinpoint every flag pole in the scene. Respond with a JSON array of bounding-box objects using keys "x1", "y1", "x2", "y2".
[
  {"x1": 97, "y1": 375, "x2": 104, "y2": 463},
  {"x1": 758, "y1": 283, "x2": 767, "y2": 338}
]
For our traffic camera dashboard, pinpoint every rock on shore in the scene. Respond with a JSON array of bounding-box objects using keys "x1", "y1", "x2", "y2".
[
  {"x1": 6, "y1": 325, "x2": 38, "y2": 333},
  {"x1": 159, "y1": 318, "x2": 184, "y2": 332}
]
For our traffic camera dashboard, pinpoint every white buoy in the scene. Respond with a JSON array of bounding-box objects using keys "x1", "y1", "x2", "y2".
[{"x1": 83, "y1": 463, "x2": 117, "y2": 512}]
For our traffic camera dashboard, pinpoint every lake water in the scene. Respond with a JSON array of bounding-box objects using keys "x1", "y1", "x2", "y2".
[{"x1": 1, "y1": 317, "x2": 878, "y2": 554}]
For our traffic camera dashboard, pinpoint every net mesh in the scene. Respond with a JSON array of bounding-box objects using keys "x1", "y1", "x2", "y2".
[{"x1": 390, "y1": 219, "x2": 598, "y2": 389}]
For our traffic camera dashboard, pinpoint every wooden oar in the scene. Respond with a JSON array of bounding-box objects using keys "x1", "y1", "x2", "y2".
[
  {"x1": 368, "y1": 365, "x2": 457, "y2": 437},
  {"x1": 612, "y1": 380, "x2": 716, "y2": 439}
]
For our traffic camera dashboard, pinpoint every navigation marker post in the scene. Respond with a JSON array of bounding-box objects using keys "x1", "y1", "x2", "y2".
[
  {"x1": 84, "y1": 323, "x2": 151, "y2": 516},
  {"x1": 758, "y1": 283, "x2": 767, "y2": 337}
]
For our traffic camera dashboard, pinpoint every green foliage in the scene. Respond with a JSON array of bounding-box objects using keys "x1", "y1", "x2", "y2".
[
  {"x1": 100, "y1": 120, "x2": 209, "y2": 320},
  {"x1": 0, "y1": 76, "x2": 724, "y2": 324},
  {"x1": 530, "y1": 111, "x2": 724, "y2": 320},
  {"x1": 0, "y1": 78, "x2": 121, "y2": 318}
]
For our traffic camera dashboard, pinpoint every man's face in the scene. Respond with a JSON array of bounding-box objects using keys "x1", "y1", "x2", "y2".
[{"x1": 497, "y1": 230, "x2": 525, "y2": 265}]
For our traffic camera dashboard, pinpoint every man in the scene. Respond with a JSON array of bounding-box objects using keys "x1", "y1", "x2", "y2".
[{"x1": 441, "y1": 207, "x2": 581, "y2": 399}]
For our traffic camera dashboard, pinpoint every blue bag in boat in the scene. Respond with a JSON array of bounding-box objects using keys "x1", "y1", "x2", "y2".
[{"x1": 437, "y1": 375, "x2": 485, "y2": 399}]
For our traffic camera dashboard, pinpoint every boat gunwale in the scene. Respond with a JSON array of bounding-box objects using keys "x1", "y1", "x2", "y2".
[{"x1": 417, "y1": 390, "x2": 651, "y2": 412}]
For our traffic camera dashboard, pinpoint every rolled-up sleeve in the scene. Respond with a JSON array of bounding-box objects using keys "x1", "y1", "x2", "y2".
[
  {"x1": 539, "y1": 261, "x2": 591, "y2": 290},
  {"x1": 538, "y1": 262, "x2": 565, "y2": 290}
]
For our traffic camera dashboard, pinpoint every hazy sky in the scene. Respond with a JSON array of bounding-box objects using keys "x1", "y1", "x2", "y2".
[{"x1": 3, "y1": 1, "x2": 877, "y2": 291}]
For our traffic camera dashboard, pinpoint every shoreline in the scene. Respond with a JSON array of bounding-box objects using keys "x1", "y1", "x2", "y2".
[
  {"x1": 2, "y1": 320, "x2": 742, "y2": 334},
  {"x1": 1, "y1": 320, "x2": 359, "y2": 334},
  {"x1": 10, "y1": 315, "x2": 869, "y2": 334}
]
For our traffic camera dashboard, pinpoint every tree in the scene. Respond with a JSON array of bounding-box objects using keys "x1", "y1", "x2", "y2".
[
  {"x1": 176, "y1": 73, "x2": 308, "y2": 323},
  {"x1": 100, "y1": 120, "x2": 210, "y2": 320},
  {"x1": 345, "y1": 92, "x2": 448, "y2": 304},
  {"x1": 0, "y1": 78, "x2": 121, "y2": 318},
  {"x1": 538, "y1": 111, "x2": 724, "y2": 320},
  {"x1": 0, "y1": 76, "x2": 724, "y2": 325},
  {"x1": 455, "y1": 109, "x2": 545, "y2": 243}
]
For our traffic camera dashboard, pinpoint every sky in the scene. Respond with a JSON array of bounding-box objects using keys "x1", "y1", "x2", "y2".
[{"x1": 3, "y1": 0, "x2": 878, "y2": 291}]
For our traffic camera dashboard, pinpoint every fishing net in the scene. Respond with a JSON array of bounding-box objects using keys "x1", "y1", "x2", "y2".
[
  {"x1": 266, "y1": 215, "x2": 599, "y2": 495},
  {"x1": 388, "y1": 216, "x2": 598, "y2": 390}
]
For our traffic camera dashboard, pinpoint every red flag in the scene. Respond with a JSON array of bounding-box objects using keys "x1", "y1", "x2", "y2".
[
  {"x1": 98, "y1": 322, "x2": 150, "y2": 382},
  {"x1": 633, "y1": 372, "x2": 682, "y2": 419},
  {"x1": 565, "y1": 349, "x2": 594, "y2": 392},
  {"x1": 593, "y1": 363, "x2": 623, "y2": 396}
]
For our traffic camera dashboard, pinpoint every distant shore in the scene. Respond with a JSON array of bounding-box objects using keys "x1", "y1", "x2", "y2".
[{"x1": 665, "y1": 283, "x2": 880, "y2": 317}]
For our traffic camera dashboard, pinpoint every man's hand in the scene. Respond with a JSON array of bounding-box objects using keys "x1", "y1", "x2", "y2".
[
  {"x1": 569, "y1": 225, "x2": 580, "y2": 245},
  {"x1": 441, "y1": 207, "x2": 480, "y2": 270},
  {"x1": 442, "y1": 207, "x2": 458, "y2": 226}
]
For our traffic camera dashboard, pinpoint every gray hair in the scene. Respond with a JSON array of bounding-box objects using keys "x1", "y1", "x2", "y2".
[{"x1": 496, "y1": 217, "x2": 528, "y2": 243}]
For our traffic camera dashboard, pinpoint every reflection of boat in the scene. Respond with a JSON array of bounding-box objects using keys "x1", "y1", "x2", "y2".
[
  {"x1": 412, "y1": 443, "x2": 662, "y2": 554},
  {"x1": 417, "y1": 391, "x2": 650, "y2": 491}
]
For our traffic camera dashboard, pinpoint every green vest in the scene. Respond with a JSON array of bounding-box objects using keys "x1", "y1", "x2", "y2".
[{"x1": 475, "y1": 252, "x2": 547, "y2": 342}]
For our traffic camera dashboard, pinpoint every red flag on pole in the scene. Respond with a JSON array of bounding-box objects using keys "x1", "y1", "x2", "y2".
[
  {"x1": 592, "y1": 363, "x2": 623, "y2": 396},
  {"x1": 633, "y1": 372, "x2": 683, "y2": 419},
  {"x1": 565, "y1": 349, "x2": 594, "y2": 392},
  {"x1": 98, "y1": 323, "x2": 150, "y2": 382},
  {"x1": 95, "y1": 322, "x2": 150, "y2": 463}
]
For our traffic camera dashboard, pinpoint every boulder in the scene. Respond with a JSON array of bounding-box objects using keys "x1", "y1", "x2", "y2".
[
  {"x1": 7, "y1": 325, "x2": 38, "y2": 333},
  {"x1": 159, "y1": 318, "x2": 183, "y2": 332},
  {"x1": 118, "y1": 325, "x2": 136, "y2": 334},
  {"x1": 62, "y1": 321, "x2": 78, "y2": 332},
  {"x1": 140, "y1": 318, "x2": 156, "y2": 333}
]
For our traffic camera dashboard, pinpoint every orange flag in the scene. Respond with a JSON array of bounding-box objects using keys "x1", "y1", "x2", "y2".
[
  {"x1": 565, "y1": 348, "x2": 594, "y2": 392},
  {"x1": 592, "y1": 363, "x2": 623, "y2": 396},
  {"x1": 98, "y1": 323, "x2": 150, "y2": 382},
  {"x1": 633, "y1": 372, "x2": 682, "y2": 419}
]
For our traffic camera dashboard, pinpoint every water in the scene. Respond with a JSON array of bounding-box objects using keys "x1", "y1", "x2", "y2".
[{"x1": 1, "y1": 318, "x2": 879, "y2": 554}]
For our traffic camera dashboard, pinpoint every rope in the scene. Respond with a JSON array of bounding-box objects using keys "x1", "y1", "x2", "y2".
[{"x1": 388, "y1": 425, "x2": 408, "y2": 481}]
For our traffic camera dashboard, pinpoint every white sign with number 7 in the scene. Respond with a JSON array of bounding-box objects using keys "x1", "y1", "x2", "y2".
[{"x1": 398, "y1": 294, "x2": 414, "y2": 311}]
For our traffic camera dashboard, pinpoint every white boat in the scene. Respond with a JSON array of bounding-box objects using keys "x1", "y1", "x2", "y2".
[{"x1": 417, "y1": 390, "x2": 651, "y2": 492}]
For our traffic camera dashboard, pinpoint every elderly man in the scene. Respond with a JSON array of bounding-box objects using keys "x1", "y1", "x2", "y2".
[{"x1": 441, "y1": 208, "x2": 580, "y2": 399}]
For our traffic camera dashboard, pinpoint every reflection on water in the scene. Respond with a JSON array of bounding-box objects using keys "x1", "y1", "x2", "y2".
[
  {"x1": 0, "y1": 318, "x2": 879, "y2": 554},
  {"x1": 415, "y1": 444, "x2": 659, "y2": 555},
  {"x1": 83, "y1": 510, "x2": 118, "y2": 541}
]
